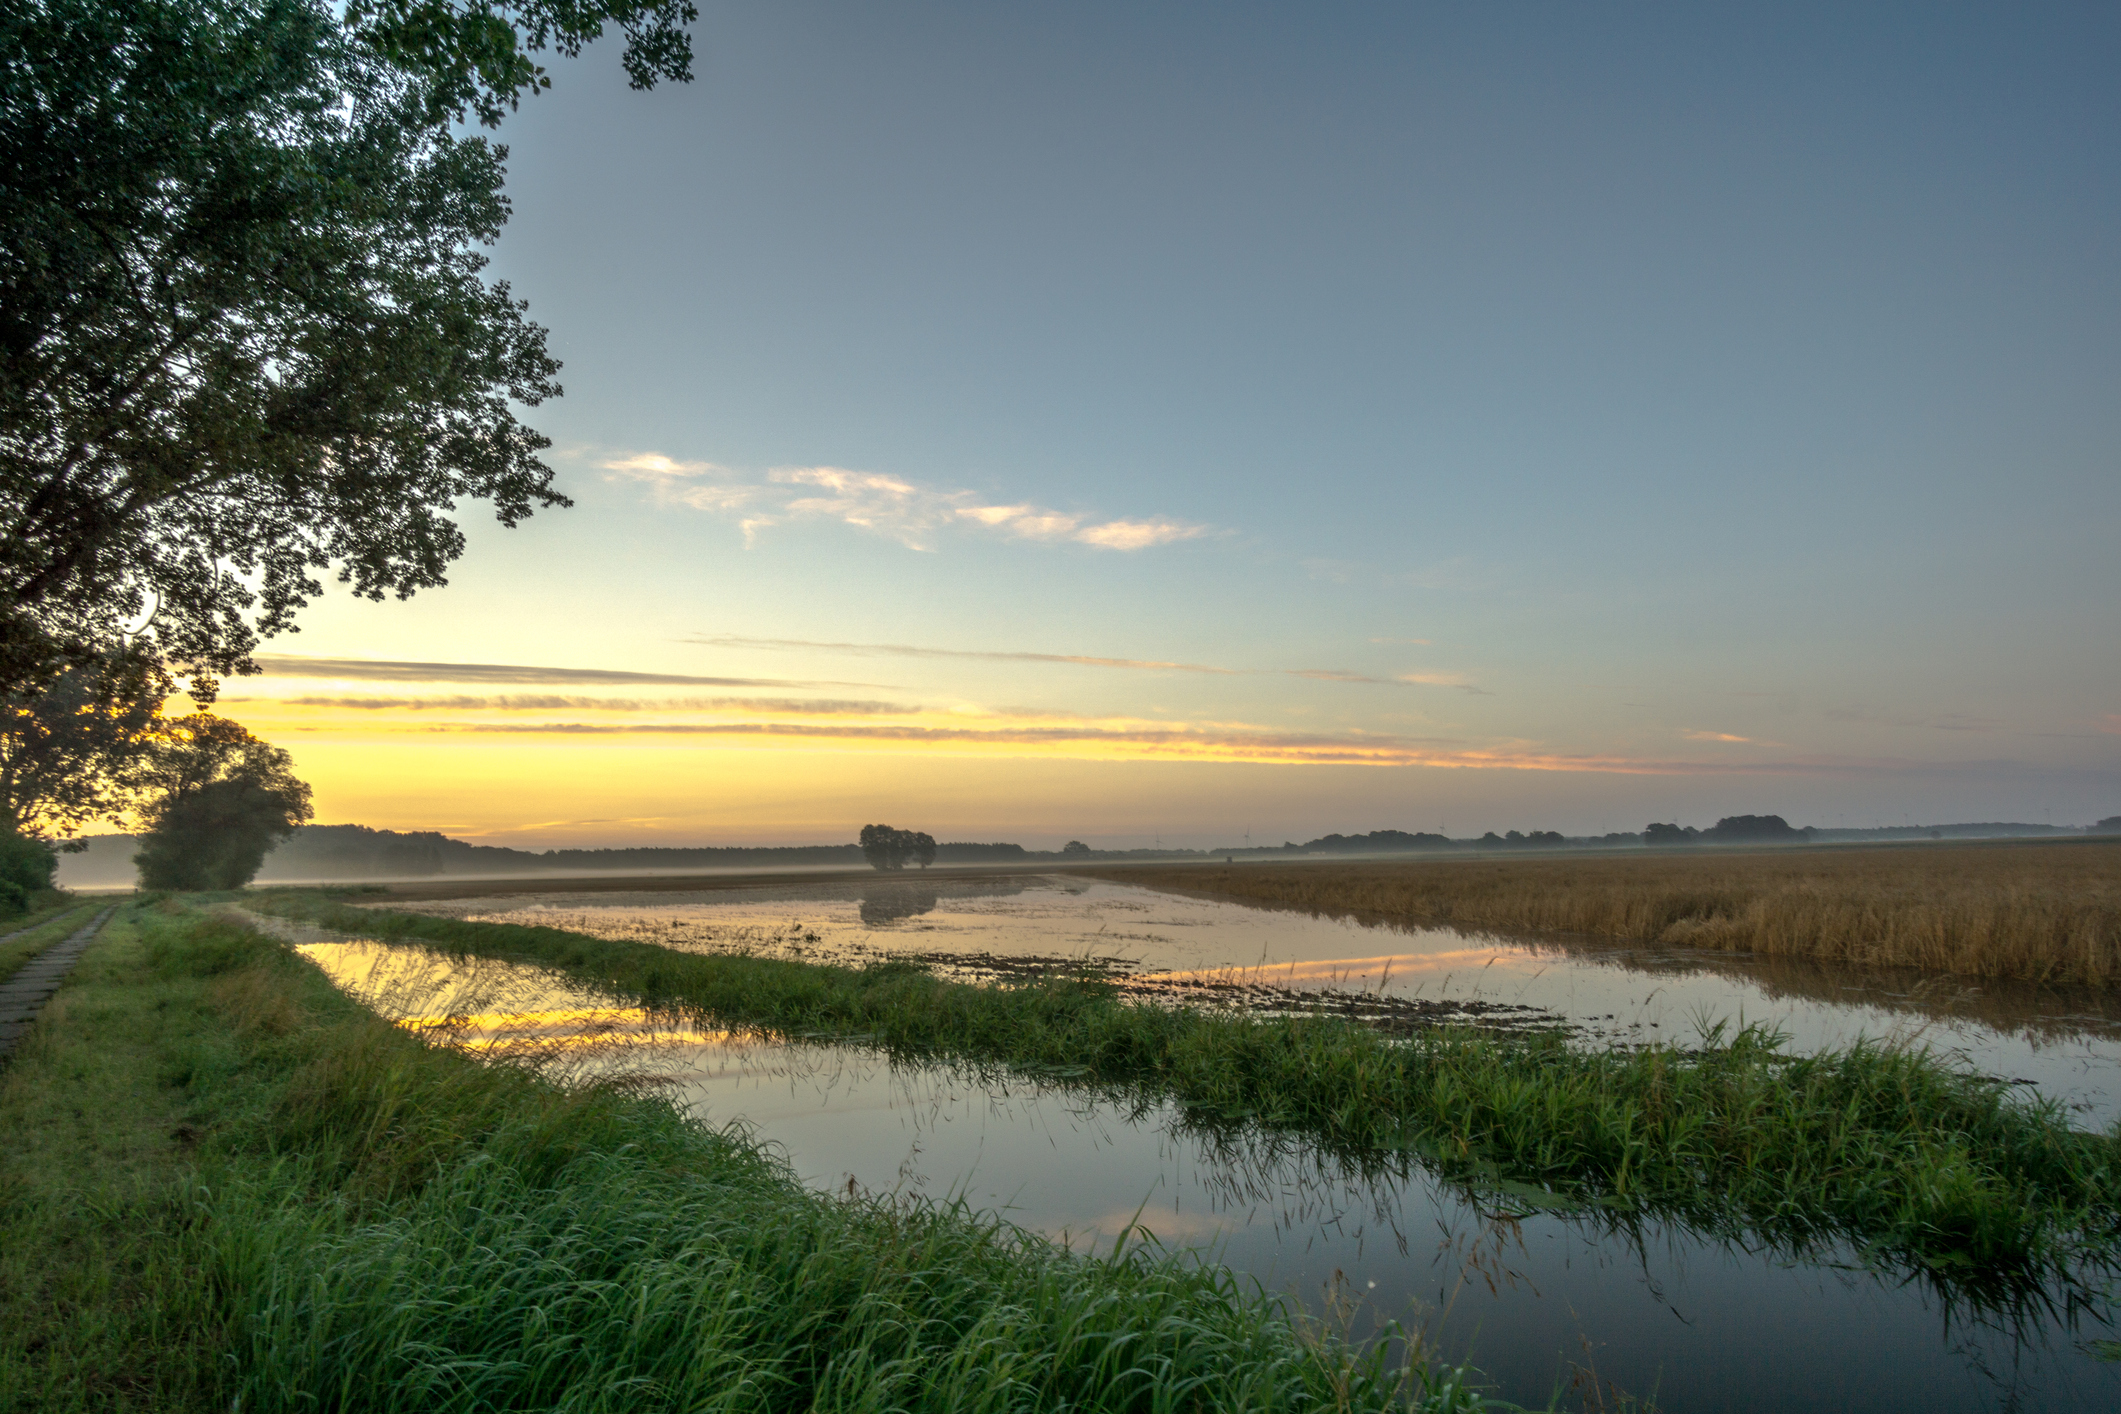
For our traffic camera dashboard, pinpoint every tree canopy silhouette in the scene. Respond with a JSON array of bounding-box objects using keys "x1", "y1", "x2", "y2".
[
  {"x1": 1644, "y1": 822, "x2": 1700, "y2": 846},
  {"x1": 0, "y1": 651, "x2": 164, "y2": 839},
  {"x1": 133, "y1": 715, "x2": 313, "y2": 889},
  {"x1": 858, "y1": 824, "x2": 935, "y2": 872},
  {"x1": 1, "y1": 0, "x2": 696, "y2": 705}
]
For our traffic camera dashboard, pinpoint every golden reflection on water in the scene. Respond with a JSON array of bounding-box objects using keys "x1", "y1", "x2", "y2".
[{"x1": 291, "y1": 939, "x2": 759, "y2": 1077}]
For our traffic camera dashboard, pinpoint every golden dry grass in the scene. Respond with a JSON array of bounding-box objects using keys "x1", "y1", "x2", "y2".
[{"x1": 1089, "y1": 841, "x2": 2121, "y2": 987}]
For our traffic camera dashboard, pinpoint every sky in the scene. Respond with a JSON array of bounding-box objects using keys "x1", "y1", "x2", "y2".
[{"x1": 218, "y1": 1, "x2": 2121, "y2": 849}]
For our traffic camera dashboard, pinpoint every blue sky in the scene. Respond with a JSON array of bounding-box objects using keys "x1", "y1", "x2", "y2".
[{"x1": 250, "y1": 1, "x2": 2120, "y2": 846}]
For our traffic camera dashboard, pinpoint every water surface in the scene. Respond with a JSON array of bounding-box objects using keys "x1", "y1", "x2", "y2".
[
  {"x1": 385, "y1": 875, "x2": 2121, "y2": 1124},
  {"x1": 282, "y1": 922, "x2": 2121, "y2": 1414}
]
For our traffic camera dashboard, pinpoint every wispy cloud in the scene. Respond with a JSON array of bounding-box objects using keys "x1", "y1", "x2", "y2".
[
  {"x1": 252, "y1": 694, "x2": 914, "y2": 716},
  {"x1": 1825, "y1": 705, "x2": 2013, "y2": 734},
  {"x1": 690, "y1": 635, "x2": 1488, "y2": 692},
  {"x1": 598, "y1": 453, "x2": 1210, "y2": 552},
  {"x1": 1395, "y1": 672, "x2": 1491, "y2": 694},
  {"x1": 251, "y1": 655, "x2": 880, "y2": 690},
  {"x1": 285, "y1": 711, "x2": 1981, "y2": 777},
  {"x1": 601, "y1": 453, "x2": 730, "y2": 480},
  {"x1": 1683, "y1": 730, "x2": 1752, "y2": 743},
  {"x1": 689, "y1": 635, "x2": 1241, "y2": 674}
]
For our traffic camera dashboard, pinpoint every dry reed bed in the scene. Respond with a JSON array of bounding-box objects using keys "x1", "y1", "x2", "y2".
[{"x1": 1089, "y1": 842, "x2": 2121, "y2": 987}]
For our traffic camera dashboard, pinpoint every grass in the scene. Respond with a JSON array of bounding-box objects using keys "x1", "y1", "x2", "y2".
[
  {"x1": 251, "y1": 891, "x2": 2121, "y2": 1283},
  {"x1": 0, "y1": 906, "x2": 230, "y2": 1410},
  {"x1": 1084, "y1": 841, "x2": 2121, "y2": 987},
  {"x1": 0, "y1": 901, "x2": 1487, "y2": 1413}
]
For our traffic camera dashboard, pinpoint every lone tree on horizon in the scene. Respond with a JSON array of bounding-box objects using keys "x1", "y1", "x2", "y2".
[{"x1": 859, "y1": 824, "x2": 935, "y2": 871}]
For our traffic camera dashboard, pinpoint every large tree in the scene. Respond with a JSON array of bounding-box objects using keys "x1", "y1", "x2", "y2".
[
  {"x1": 132, "y1": 713, "x2": 313, "y2": 889},
  {"x1": 0, "y1": 0, "x2": 696, "y2": 704},
  {"x1": 859, "y1": 824, "x2": 937, "y2": 872}
]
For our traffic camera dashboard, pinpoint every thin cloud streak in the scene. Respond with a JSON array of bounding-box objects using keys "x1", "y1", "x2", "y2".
[
  {"x1": 689, "y1": 635, "x2": 1240, "y2": 675},
  {"x1": 251, "y1": 655, "x2": 881, "y2": 690},
  {"x1": 294, "y1": 713, "x2": 1965, "y2": 776},
  {"x1": 692, "y1": 636, "x2": 1486, "y2": 691},
  {"x1": 246, "y1": 694, "x2": 915, "y2": 716}
]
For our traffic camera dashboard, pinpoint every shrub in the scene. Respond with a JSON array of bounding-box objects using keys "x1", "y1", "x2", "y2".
[{"x1": 0, "y1": 830, "x2": 57, "y2": 914}]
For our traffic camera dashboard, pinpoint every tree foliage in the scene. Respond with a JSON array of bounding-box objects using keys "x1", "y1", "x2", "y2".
[
  {"x1": 859, "y1": 824, "x2": 936, "y2": 872},
  {"x1": 0, "y1": 827, "x2": 56, "y2": 914},
  {"x1": 1704, "y1": 813, "x2": 1810, "y2": 843},
  {"x1": 0, "y1": 0, "x2": 696, "y2": 703},
  {"x1": 0, "y1": 649, "x2": 166, "y2": 838},
  {"x1": 133, "y1": 714, "x2": 312, "y2": 889},
  {"x1": 348, "y1": 0, "x2": 698, "y2": 127},
  {"x1": 1644, "y1": 822, "x2": 1701, "y2": 846}
]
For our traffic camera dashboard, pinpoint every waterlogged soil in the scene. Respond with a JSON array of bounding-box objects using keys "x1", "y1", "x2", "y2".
[
  {"x1": 376, "y1": 875, "x2": 2121, "y2": 1125},
  {"x1": 278, "y1": 925, "x2": 2121, "y2": 1414}
]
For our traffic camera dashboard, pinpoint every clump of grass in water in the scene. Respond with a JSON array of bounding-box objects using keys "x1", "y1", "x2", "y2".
[
  {"x1": 122, "y1": 909, "x2": 1491, "y2": 1412},
  {"x1": 252, "y1": 892, "x2": 2121, "y2": 1281}
]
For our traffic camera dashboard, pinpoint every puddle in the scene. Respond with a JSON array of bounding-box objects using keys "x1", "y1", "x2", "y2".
[
  {"x1": 379, "y1": 876, "x2": 2121, "y2": 1125},
  {"x1": 287, "y1": 928, "x2": 2121, "y2": 1414}
]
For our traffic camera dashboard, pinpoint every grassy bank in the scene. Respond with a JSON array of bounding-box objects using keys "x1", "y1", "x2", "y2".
[
  {"x1": 0, "y1": 901, "x2": 1479, "y2": 1413},
  {"x1": 1087, "y1": 842, "x2": 2121, "y2": 986},
  {"x1": 255, "y1": 892, "x2": 2121, "y2": 1280}
]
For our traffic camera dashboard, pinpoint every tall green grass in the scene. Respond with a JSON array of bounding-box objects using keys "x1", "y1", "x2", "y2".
[
  {"x1": 254, "y1": 892, "x2": 2121, "y2": 1281},
  {"x1": 6, "y1": 904, "x2": 1488, "y2": 1413}
]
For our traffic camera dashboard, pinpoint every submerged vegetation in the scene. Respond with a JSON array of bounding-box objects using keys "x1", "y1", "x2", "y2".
[
  {"x1": 1, "y1": 903, "x2": 1478, "y2": 1412},
  {"x1": 1088, "y1": 841, "x2": 2121, "y2": 987},
  {"x1": 253, "y1": 892, "x2": 2121, "y2": 1283}
]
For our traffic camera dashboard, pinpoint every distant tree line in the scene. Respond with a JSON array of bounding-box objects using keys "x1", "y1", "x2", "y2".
[
  {"x1": 49, "y1": 808, "x2": 2120, "y2": 892},
  {"x1": 1237, "y1": 815, "x2": 1819, "y2": 855}
]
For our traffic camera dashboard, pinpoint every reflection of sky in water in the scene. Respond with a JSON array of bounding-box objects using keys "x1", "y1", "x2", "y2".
[
  {"x1": 293, "y1": 931, "x2": 2121, "y2": 1414},
  {"x1": 387, "y1": 877, "x2": 2121, "y2": 1126}
]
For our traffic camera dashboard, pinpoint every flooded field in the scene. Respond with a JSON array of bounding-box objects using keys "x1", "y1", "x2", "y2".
[
  {"x1": 379, "y1": 874, "x2": 2121, "y2": 1125},
  {"x1": 274, "y1": 905, "x2": 2121, "y2": 1414}
]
